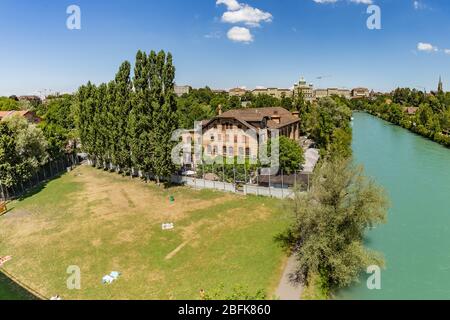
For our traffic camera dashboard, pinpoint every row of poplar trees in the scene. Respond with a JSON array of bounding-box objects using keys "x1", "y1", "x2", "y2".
[{"x1": 76, "y1": 50, "x2": 179, "y2": 184}]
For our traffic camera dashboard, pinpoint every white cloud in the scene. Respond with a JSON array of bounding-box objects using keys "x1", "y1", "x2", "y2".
[
  {"x1": 417, "y1": 42, "x2": 438, "y2": 52},
  {"x1": 313, "y1": 0, "x2": 373, "y2": 4},
  {"x1": 221, "y1": 4, "x2": 272, "y2": 27},
  {"x1": 350, "y1": 0, "x2": 373, "y2": 4},
  {"x1": 444, "y1": 49, "x2": 450, "y2": 55},
  {"x1": 413, "y1": 1, "x2": 429, "y2": 10},
  {"x1": 204, "y1": 31, "x2": 222, "y2": 39},
  {"x1": 216, "y1": 0, "x2": 272, "y2": 42},
  {"x1": 216, "y1": 0, "x2": 241, "y2": 11},
  {"x1": 227, "y1": 26, "x2": 253, "y2": 43}
]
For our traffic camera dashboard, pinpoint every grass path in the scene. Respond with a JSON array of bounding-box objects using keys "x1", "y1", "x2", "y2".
[{"x1": 0, "y1": 165, "x2": 291, "y2": 300}]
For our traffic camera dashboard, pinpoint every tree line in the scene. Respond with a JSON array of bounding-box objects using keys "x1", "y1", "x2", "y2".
[
  {"x1": 350, "y1": 88, "x2": 450, "y2": 147},
  {"x1": 75, "y1": 50, "x2": 179, "y2": 184}
]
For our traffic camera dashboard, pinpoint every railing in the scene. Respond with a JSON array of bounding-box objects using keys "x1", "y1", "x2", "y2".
[{"x1": 0, "y1": 154, "x2": 78, "y2": 202}]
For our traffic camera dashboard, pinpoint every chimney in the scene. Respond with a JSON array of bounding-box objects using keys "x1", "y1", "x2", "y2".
[
  {"x1": 292, "y1": 111, "x2": 300, "y2": 118},
  {"x1": 272, "y1": 115, "x2": 281, "y2": 124}
]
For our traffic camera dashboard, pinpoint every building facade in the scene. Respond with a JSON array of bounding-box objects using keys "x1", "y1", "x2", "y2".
[
  {"x1": 174, "y1": 85, "x2": 191, "y2": 97},
  {"x1": 314, "y1": 88, "x2": 351, "y2": 99},
  {"x1": 251, "y1": 88, "x2": 293, "y2": 99},
  {"x1": 351, "y1": 87, "x2": 370, "y2": 99},
  {"x1": 293, "y1": 77, "x2": 314, "y2": 102},
  {"x1": 229, "y1": 87, "x2": 248, "y2": 97},
  {"x1": 181, "y1": 107, "x2": 301, "y2": 167}
]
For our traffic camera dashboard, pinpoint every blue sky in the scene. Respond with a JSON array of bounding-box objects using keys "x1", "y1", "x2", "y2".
[{"x1": 0, "y1": 0, "x2": 449, "y2": 96}]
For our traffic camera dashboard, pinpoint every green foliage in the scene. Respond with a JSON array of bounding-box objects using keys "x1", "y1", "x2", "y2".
[
  {"x1": 151, "y1": 51, "x2": 179, "y2": 183},
  {"x1": 278, "y1": 136, "x2": 304, "y2": 175},
  {"x1": 276, "y1": 158, "x2": 388, "y2": 295},
  {"x1": 39, "y1": 95, "x2": 77, "y2": 159},
  {"x1": 0, "y1": 116, "x2": 48, "y2": 190},
  {"x1": 351, "y1": 88, "x2": 450, "y2": 147},
  {"x1": 76, "y1": 50, "x2": 181, "y2": 182},
  {"x1": 196, "y1": 157, "x2": 259, "y2": 183},
  {"x1": 202, "y1": 284, "x2": 266, "y2": 300},
  {"x1": 307, "y1": 97, "x2": 353, "y2": 158},
  {"x1": 0, "y1": 97, "x2": 19, "y2": 111}
]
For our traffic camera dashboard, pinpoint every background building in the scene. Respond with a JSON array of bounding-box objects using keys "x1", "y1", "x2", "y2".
[
  {"x1": 252, "y1": 88, "x2": 293, "y2": 99},
  {"x1": 174, "y1": 85, "x2": 191, "y2": 97},
  {"x1": 351, "y1": 87, "x2": 370, "y2": 99},
  {"x1": 293, "y1": 77, "x2": 314, "y2": 102},
  {"x1": 229, "y1": 87, "x2": 248, "y2": 97}
]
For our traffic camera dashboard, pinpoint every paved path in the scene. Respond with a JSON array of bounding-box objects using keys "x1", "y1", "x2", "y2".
[{"x1": 275, "y1": 255, "x2": 303, "y2": 300}]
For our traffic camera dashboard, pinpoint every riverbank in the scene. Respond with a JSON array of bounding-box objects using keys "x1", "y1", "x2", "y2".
[{"x1": 363, "y1": 110, "x2": 450, "y2": 148}]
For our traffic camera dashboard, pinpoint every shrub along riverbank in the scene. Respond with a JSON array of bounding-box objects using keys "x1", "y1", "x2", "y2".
[{"x1": 349, "y1": 88, "x2": 450, "y2": 148}]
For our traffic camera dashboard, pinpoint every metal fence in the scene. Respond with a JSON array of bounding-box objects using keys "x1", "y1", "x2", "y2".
[
  {"x1": 169, "y1": 171, "x2": 311, "y2": 199},
  {"x1": 0, "y1": 154, "x2": 78, "y2": 202}
]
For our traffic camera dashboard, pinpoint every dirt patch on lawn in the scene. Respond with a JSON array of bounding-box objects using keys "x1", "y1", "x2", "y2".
[{"x1": 69, "y1": 167, "x2": 234, "y2": 224}]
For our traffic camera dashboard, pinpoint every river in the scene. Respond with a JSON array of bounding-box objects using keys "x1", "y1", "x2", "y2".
[{"x1": 338, "y1": 112, "x2": 450, "y2": 299}]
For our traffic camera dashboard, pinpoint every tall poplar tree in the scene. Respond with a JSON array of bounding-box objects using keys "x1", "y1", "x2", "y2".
[
  {"x1": 111, "y1": 61, "x2": 133, "y2": 173},
  {"x1": 151, "y1": 51, "x2": 179, "y2": 184},
  {"x1": 130, "y1": 50, "x2": 153, "y2": 178}
]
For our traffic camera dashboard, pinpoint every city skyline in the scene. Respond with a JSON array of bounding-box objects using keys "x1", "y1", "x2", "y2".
[{"x1": 1, "y1": 0, "x2": 449, "y2": 96}]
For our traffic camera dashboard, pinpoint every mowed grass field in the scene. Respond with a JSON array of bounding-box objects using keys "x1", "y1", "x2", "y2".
[{"x1": 0, "y1": 165, "x2": 291, "y2": 300}]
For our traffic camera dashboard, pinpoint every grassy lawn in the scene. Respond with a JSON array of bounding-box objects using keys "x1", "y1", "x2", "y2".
[{"x1": 0, "y1": 165, "x2": 291, "y2": 300}]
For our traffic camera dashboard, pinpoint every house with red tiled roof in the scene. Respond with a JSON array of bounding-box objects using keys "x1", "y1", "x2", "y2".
[
  {"x1": 181, "y1": 107, "x2": 301, "y2": 167},
  {"x1": 0, "y1": 110, "x2": 41, "y2": 124},
  {"x1": 403, "y1": 107, "x2": 419, "y2": 116}
]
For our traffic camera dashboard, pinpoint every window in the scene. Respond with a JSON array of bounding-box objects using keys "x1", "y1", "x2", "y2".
[
  {"x1": 213, "y1": 146, "x2": 218, "y2": 156},
  {"x1": 223, "y1": 146, "x2": 227, "y2": 155},
  {"x1": 234, "y1": 135, "x2": 238, "y2": 143},
  {"x1": 239, "y1": 147, "x2": 244, "y2": 156},
  {"x1": 218, "y1": 134, "x2": 222, "y2": 142},
  {"x1": 210, "y1": 135, "x2": 215, "y2": 142},
  {"x1": 225, "y1": 134, "x2": 230, "y2": 142},
  {"x1": 245, "y1": 148, "x2": 251, "y2": 156},
  {"x1": 228, "y1": 147, "x2": 234, "y2": 156},
  {"x1": 207, "y1": 145, "x2": 212, "y2": 154}
]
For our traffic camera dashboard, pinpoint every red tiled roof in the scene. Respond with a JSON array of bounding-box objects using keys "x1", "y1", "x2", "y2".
[{"x1": 206, "y1": 107, "x2": 299, "y2": 130}]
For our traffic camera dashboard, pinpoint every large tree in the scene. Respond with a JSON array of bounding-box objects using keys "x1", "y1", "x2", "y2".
[
  {"x1": 0, "y1": 116, "x2": 48, "y2": 197},
  {"x1": 150, "y1": 51, "x2": 179, "y2": 184},
  {"x1": 130, "y1": 50, "x2": 153, "y2": 177},
  {"x1": 276, "y1": 158, "x2": 388, "y2": 297},
  {"x1": 112, "y1": 61, "x2": 133, "y2": 173}
]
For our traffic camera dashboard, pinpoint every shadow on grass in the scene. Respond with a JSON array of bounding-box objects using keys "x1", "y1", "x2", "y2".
[
  {"x1": 0, "y1": 271, "x2": 39, "y2": 300},
  {"x1": 15, "y1": 172, "x2": 66, "y2": 203}
]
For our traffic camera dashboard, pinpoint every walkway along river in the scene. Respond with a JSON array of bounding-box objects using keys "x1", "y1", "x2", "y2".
[{"x1": 338, "y1": 112, "x2": 450, "y2": 299}]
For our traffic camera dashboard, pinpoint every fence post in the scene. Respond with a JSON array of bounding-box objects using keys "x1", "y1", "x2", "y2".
[
  {"x1": 256, "y1": 173, "x2": 259, "y2": 197},
  {"x1": 0, "y1": 183, "x2": 5, "y2": 202},
  {"x1": 269, "y1": 174, "x2": 271, "y2": 197},
  {"x1": 223, "y1": 164, "x2": 225, "y2": 192}
]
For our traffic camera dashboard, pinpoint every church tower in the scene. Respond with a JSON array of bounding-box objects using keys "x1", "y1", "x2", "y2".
[{"x1": 438, "y1": 76, "x2": 444, "y2": 93}]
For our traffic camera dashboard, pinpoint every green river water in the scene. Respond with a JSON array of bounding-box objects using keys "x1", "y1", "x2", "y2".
[
  {"x1": 0, "y1": 112, "x2": 449, "y2": 300},
  {"x1": 338, "y1": 112, "x2": 450, "y2": 300}
]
